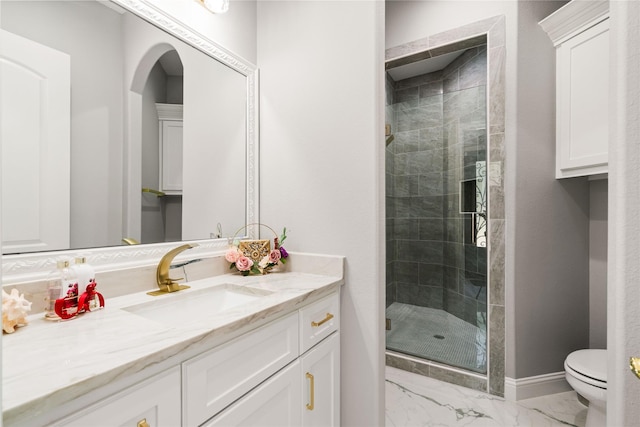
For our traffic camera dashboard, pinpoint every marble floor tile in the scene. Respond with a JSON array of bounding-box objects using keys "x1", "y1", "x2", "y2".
[{"x1": 386, "y1": 366, "x2": 586, "y2": 426}]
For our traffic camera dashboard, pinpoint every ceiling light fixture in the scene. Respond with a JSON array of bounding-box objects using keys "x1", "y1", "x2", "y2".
[{"x1": 198, "y1": 0, "x2": 229, "y2": 14}]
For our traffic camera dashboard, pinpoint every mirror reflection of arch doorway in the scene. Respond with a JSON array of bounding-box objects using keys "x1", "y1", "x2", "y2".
[{"x1": 141, "y1": 49, "x2": 184, "y2": 244}]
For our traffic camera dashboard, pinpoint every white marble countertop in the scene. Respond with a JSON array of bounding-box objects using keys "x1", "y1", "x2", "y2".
[{"x1": 2, "y1": 262, "x2": 343, "y2": 426}]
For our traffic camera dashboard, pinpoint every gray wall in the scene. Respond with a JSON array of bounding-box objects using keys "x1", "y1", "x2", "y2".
[
  {"x1": 511, "y1": 0, "x2": 589, "y2": 378},
  {"x1": 590, "y1": 179, "x2": 608, "y2": 349},
  {"x1": 141, "y1": 62, "x2": 184, "y2": 244}
]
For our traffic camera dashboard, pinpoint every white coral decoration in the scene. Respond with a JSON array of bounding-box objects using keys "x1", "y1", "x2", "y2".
[{"x1": 2, "y1": 288, "x2": 32, "y2": 333}]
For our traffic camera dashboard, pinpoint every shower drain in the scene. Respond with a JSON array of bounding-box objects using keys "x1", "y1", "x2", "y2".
[{"x1": 433, "y1": 334, "x2": 445, "y2": 340}]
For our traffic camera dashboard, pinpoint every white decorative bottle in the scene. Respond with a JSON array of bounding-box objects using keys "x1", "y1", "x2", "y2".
[{"x1": 72, "y1": 256, "x2": 95, "y2": 295}]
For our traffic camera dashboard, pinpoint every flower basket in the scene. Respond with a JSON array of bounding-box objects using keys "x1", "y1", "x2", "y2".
[{"x1": 226, "y1": 223, "x2": 289, "y2": 276}]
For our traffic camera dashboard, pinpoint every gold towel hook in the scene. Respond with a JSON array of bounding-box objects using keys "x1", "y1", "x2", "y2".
[{"x1": 142, "y1": 188, "x2": 166, "y2": 197}]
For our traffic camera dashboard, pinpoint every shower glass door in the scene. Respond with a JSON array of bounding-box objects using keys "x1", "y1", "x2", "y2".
[{"x1": 385, "y1": 45, "x2": 488, "y2": 374}]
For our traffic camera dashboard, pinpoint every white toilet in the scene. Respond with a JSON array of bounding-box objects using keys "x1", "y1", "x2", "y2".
[{"x1": 564, "y1": 349, "x2": 607, "y2": 427}]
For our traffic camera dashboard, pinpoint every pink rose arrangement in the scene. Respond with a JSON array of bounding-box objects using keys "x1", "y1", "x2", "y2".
[{"x1": 227, "y1": 227, "x2": 289, "y2": 276}]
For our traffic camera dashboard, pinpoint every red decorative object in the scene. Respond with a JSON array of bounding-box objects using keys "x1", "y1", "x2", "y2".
[
  {"x1": 54, "y1": 280, "x2": 104, "y2": 320},
  {"x1": 78, "y1": 281, "x2": 105, "y2": 313}
]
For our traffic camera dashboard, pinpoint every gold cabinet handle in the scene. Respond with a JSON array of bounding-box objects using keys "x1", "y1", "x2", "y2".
[
  {"x1": 311, "y1": 313, "x2": 334, "y2": 327},
  {"x1": 306, "y1": 372, "x2": 315, "y2": 410},
  {"x1": 631, "y1": 357, "x2": 640, "y2": 380},
  {"x1": 137, "y1": 419, "x2": 150, "y2": 427}
]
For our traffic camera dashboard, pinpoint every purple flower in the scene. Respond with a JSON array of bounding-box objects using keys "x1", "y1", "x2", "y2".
[{"x1": 279, "y1": 246, "x2": 289, "y2": 258}]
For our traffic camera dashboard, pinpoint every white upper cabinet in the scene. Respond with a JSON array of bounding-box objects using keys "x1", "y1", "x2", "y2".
[{"x1": 540, "y1": 0, "x2": 610, "y2": 179}]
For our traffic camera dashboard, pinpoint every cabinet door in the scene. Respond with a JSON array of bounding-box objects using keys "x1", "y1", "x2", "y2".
[
  {"x1": 203, "y1": 361, "x2": 302, "y2": 427},
  {"x1": 556, "y1": 18, "x2": 609, "y2": 178},
  {"x1": 183, "y1": 313, "x2": 299, "y2": 426},
  {"x1": 302, "y1": 332, "x2": 340, "y2": 427},
  {"x1": 160, "y1": 120, "x2": 183, "y2": 193},
  {"x1": 54, "y1": 367, "x2": 181, "y2": 427}
]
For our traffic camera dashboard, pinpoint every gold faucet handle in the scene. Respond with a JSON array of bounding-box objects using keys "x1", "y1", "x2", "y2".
[{"x1": 631, "y1": 357, "x2": 640, "y2": 380}]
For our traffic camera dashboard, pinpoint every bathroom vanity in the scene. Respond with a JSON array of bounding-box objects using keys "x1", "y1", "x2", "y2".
[{"x1": 2, "y1": 257, "x2": 343, "y2": 426}]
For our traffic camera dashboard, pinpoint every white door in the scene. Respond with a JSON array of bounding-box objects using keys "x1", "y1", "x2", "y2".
[
  {"x1": 302, "y1": 333, "x2": 340, "y2": 427},
  {"x1": 608, "y1": 1, "x2": 640, "y2": 425},
  {"x1": 0, "y1": 29, "x2": 70, "y2": 253}
]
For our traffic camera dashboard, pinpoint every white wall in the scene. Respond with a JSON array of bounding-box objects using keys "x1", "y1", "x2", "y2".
[
  {"x1": 386, "y1": 0, "x2": 514, "y2": 47},
  {"x1": 257, "y1": 1, "x2": 385, "y2": 425},
  {"x1": 181, "y1": 48, "x2": 247, "y2": 241},
  {"x1": 148, "y1": 0, "x2": 257, "y2": 64},
  {"x1": 122, "y1": 10, "x2": 247, "y2": 243},
  {"x1": 0, "y1": 2, "x2": 3, "y2": 420}
]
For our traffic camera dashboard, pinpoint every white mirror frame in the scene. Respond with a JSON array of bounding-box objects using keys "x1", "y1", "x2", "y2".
[{"x1": 1, "y1": 0, "x2": 259, "y2": 284}]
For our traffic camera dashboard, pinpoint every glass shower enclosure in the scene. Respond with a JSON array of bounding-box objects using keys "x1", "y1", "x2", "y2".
[{"x1": 385, "y1": 44, "x2": 488, "y2": 374}]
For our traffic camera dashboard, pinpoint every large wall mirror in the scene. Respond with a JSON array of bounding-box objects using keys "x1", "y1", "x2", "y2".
[{"x1": 1, "y1": 0, "x2": 258, "y2": 276}]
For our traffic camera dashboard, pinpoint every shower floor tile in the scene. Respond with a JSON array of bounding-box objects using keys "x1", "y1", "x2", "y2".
[{"x1": 386, "y1": 302, "x2": 486, "y2": 373}]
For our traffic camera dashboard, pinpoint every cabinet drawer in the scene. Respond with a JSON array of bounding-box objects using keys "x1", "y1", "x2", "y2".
[
  {"x1": 183, "y1": 312, "x2": 299, "y2": 426},
  {"x1": 299, "y1": 293, "x2": 340, "y2": 354},
  {"x1": 54, "y1": 367, "x2": 181, "y2": 427}
]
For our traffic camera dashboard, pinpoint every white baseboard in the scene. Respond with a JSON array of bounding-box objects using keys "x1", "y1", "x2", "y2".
[{"x1": 504, "y1": 371, "x2": 572, "y2": 401}]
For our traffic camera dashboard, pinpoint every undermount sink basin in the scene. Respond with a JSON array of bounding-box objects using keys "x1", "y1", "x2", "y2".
[{"x1": 123, "y1": 283, "x2": 273, "y2": 326}]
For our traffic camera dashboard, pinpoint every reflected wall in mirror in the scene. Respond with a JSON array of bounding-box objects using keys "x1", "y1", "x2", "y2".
[{"x1": 0, "y1": 0, "x2": 256, "y2": 255}]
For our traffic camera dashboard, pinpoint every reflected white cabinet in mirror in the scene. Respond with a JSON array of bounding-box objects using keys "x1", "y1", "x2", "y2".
[
  {"x1": 156, "y1": 103, "x2": 184, "y2": 195},
  {"x1": 1, "y1": 0, "x2": 258, "y2": 282}
]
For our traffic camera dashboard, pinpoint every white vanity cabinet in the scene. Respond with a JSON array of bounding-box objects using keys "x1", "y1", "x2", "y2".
[
  {"x1": 156, "y1": 103, "x2": 183, "y2": 194},
  {"x1": 301, "y1": 332, "x2": 340, "y2": 426},
  {"x1": 24, "y1": 291, "x2": 340, "y2": 427},
  {"x1": 203, "y1": 360, "x2": 303, "y2": 427},
  {"x1": 205, "y1": 332, "x2": 340, "y2": 427},
  {"x1": 182, "y1": 312, "x2": 300, "y2": 426},
  {"x1": 54, "y1": 367, "x2": 181, "y2": 427},
  {"x1": 540, "y1": 0, "x2": 609, "y2": 179},
  {"x1": 200, "y1": 293, "x2": 341, "y2": 427}
]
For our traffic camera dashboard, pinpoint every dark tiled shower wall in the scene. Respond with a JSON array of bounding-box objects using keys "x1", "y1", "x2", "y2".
[{"x1": 387, "y1": 46, "x2": 488, "y2": 326}]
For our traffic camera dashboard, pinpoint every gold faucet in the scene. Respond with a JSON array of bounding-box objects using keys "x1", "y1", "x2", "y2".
[{"x1": 148, "y1": 243, "x2": 199, "y2": 296}]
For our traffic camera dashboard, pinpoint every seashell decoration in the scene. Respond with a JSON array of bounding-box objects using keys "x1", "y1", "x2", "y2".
[{"x1": 2, "y1": 288, "x2": 32, "y2": 334}]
